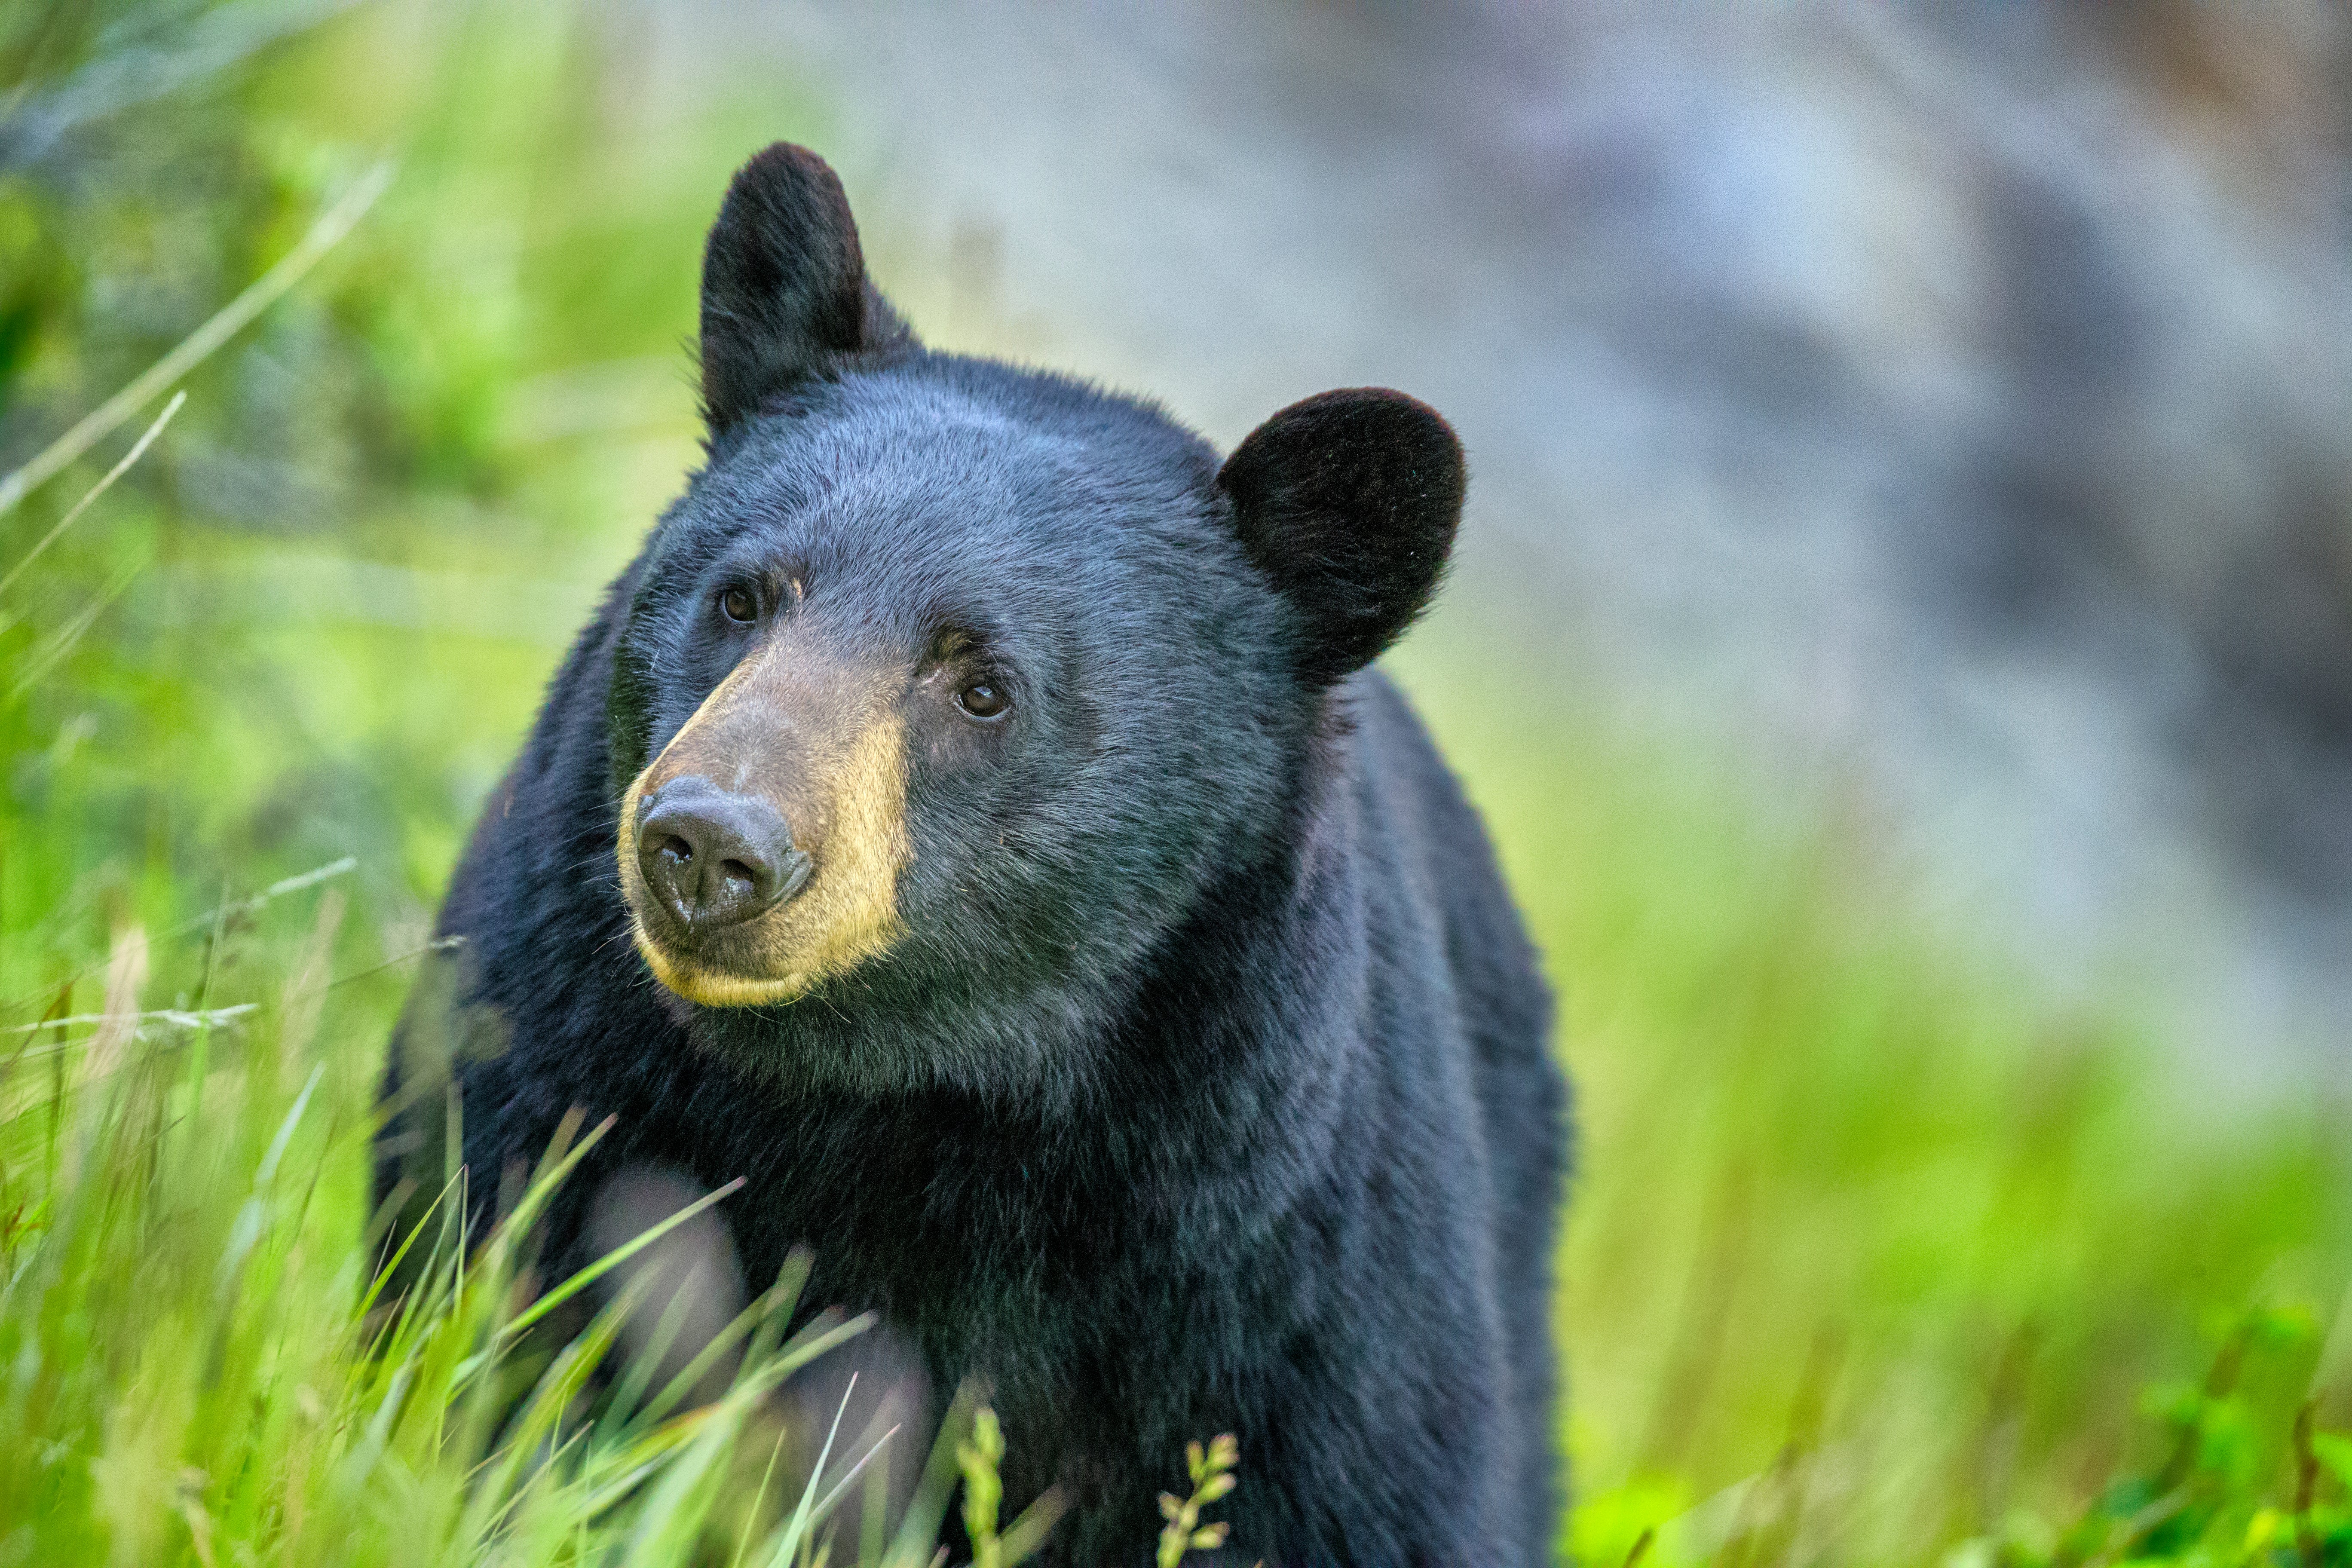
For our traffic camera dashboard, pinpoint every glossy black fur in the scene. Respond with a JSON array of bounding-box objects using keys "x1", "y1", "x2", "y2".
[{"x1": 385, "y1": 146, "x2": 1566, "y2": 1566}]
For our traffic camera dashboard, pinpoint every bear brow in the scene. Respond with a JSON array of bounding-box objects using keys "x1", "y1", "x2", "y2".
[{"x1": 927, "y1": 622, "x2": 983, "y2": 661}]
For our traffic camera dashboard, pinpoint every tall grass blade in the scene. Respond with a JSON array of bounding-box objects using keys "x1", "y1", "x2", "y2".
[
  {"x1": 0, "y1": 389, "x2": 183, "y2": 599},
  {"x1": 3, "y1": 556, "x2": 141, "y2": 705},
  {"x1": 761, "y1": 1372, "x2": 859, "y2": 1568},
  {"x1": 0, "y1": 162, "x2": 392, "y2": 519}
]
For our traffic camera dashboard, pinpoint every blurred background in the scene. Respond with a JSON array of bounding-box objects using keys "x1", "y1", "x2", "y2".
[{"x1": 6, "y1": 2, "x2": 2352, "y2": 1563}]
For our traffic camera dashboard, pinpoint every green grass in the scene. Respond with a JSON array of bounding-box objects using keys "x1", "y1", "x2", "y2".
[
  {"x1": 0, "y1": 893, "x2": 1039, "y2": 1567},
  {"x1": 6, "y1": 2, "x2": 2352, "y2": 1562}
]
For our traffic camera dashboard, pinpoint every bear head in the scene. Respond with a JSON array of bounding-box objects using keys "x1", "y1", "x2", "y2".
[{"x1": 608, "y1": 144, "x2": 1464, "y2": 1096}]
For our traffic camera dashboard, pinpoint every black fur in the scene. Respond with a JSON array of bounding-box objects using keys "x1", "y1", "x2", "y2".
[{"x1": 385, "y1": 144, "x2": 1566, "y2": 1566}]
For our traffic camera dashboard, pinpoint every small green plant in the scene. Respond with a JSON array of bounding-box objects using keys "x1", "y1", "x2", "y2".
[
  {"x1": 1156, "y1": 1433, "x2": 1239, "y2": 1568},
  {"x1": 934, "y1": 1399, "x2": 1063, "y2": 1568},
  {"x1": 957, "y1": 1406, "x2": 1007, "y2": 1568}
]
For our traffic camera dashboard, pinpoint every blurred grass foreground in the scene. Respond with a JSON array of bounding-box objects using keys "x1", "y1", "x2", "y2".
[{"x1": 3, "y1": 4, "x2": 2352, "y2": 1565}]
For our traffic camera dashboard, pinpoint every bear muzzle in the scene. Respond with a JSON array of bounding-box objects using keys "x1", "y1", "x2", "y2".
[{"x1": 616, "y1": 631, "x2": 912, "y2": 1008}]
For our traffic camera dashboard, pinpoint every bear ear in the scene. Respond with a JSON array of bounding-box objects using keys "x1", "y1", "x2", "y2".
[
  {"x1": 698, "y1": 143, "x2": 912, "y2": 433},
  {"x1": 1215, "y1": 388, "x2": 1465, "y2": 686}
]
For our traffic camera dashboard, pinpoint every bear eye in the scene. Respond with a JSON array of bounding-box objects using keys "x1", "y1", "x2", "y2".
[
  {"x1": 719, "y1": 585, "x2": 757, "y2": 623},
  {"x1": 955, "y1": 679, "x2": 1010, "y2": 721}
]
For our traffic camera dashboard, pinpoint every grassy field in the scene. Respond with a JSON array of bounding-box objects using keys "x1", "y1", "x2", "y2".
[{"x1": 5, "y1": 3, "x2": 2352, "y2": 1563}]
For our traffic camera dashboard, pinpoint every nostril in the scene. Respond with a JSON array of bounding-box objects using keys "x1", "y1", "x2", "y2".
[
  {"x1": 720, "y1": 859, "x2": 756, "y2": 893},
  {"x1": 659, "y1": 834, "x2": 695, "y2": 864}
]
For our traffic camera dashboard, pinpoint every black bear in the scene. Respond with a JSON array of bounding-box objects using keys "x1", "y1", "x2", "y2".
[{"x1": 386, "y1": 143, "x2": 1565, "y2": 1565}]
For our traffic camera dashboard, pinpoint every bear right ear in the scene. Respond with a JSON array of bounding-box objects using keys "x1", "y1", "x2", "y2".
[
  {"x1": 1216, "y1": 388, "x2": 1465, "y2": 688},
  {"x1": 698, "y1": 143, "x2": 910, "y2": 433}
]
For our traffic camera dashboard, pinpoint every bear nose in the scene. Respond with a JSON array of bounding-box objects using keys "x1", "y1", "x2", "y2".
[{"x1": 635, "y1": 777, "x2": 812, "y2": 933}]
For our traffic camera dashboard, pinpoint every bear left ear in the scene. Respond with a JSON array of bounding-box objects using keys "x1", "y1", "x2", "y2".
[
  {"x1": 1216, "y1": 388, "x2": 1465, "y2": 686},
  {"x1": 698, "y1": 143, "x2": 912, "y2": 434}
]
